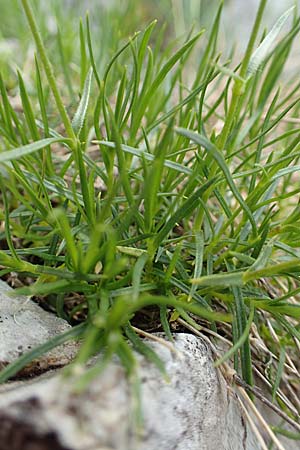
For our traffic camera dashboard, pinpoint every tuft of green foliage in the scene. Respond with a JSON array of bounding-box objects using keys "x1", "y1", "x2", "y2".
[{"x1": 0, "y1": 0, "x2": 300, "y2": 440}]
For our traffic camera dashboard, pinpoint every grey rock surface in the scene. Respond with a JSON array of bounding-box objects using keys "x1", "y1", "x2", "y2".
[
  {"x1": 1, "y1": 280, "x2": 297, "y2": 449},
  {"x1": 0, "y1": 280, "x2": 77, "y2": 374},
  {"x1": 0, "y1": 333, "x2": 259, "y2": 450}
]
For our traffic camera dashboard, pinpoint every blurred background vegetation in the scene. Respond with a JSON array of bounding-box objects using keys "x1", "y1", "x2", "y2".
[
  {"x1": 1, "y1": 1, "x2": 298, "y2": 52},
  {"x1": 0, "y1": 0, "x2": 297, "y2": 88}
]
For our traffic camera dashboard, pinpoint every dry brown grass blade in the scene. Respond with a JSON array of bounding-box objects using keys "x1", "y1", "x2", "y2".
[
  {"x1": 236, "y1": 395, "x2": 269, "y2": 450},
  {"x1": 234, "y1": 375, "x2": 300, "y2": 433},
  {"x1": 132, "y1": 326, "x2": 179, "y2": 354},
  {"x1": 238, "y1": 387, "x2": 287, "y2": 450}
]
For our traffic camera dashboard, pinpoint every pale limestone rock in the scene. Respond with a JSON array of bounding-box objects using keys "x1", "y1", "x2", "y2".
[
  {"x1": 0, "y1": 331, "x2": 259, "y2": 450},
  {"x1": 0, "y1": 280, "x2": 77, "y2": 375}
]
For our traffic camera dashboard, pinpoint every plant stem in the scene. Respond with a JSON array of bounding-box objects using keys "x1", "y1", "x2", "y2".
[{"x1": 21, "y1": 0, "x2": 76, "y2": 142}]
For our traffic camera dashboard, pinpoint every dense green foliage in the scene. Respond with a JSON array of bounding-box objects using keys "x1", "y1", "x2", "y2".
[{"x1": 0, "y1": 0, "x2": 300, "y2": 440}]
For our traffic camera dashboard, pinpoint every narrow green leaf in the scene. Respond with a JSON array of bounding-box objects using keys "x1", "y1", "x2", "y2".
[
  {"x1": 97, "y1": 140, "x2": 193, "y2": 175},
  {"x1": 0, "y1": 323, "x2": 86, "y2": 383},
  {"x1": 160, "y1": 305, "x2": 173, "y2": 341},
  {"x1": 247, "y1": 238, "x2": 275, "y2": 273},
  {"x1": 79, "y1": 18, "x2": 88, "y2": 92},
  {"x1": 192, "y1": 271, "x2": 244, "y2": 287},
  {"x1": 248, "y1": 6, "x2": 295, "y2": 75},
  {"x1": 272, "y1": 346, "x2": 286, "y2": 402},
  {"x1": 51, "y1": 208, "x2": 81, "y2": 271},
  {"x1": 0, "y1": 138, "x2": 69, "y2": 163},
  {"x1": 125, "y1": 324, "x2": 167, "y2": 376},
  {"x1": 189, "y1": 231, "x2": 204, "y2": 299},
  {"x1": 215, "y1": 303, "x2": 254, "y2": 367},
  {"x1": 132, "y1": 253, "x2": 148, "y2": 302},
  {"x1": 154, "y1": 178, "x2": 216, "y2": 247},
  {"x1": 85, "y1": 13, "x2": 101, "y2": 88},
  {"x1": 72, "y1": 68, "x2": 93, "y2": 135},
  {"x1": 17, "y1": 71, "x2": 40, "y2": 141},
  {"x1": 176, "y1": 127, "x2": 257, "y2": 236}
]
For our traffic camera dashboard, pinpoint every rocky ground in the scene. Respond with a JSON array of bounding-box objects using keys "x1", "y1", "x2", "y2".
[{"x1": 0, "y1": 281, "x2": 299, "y2": 450}]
